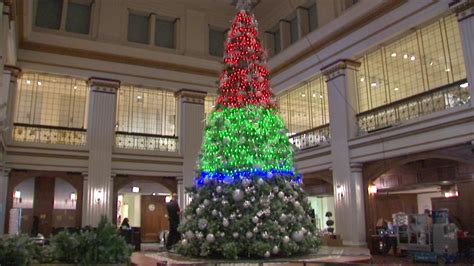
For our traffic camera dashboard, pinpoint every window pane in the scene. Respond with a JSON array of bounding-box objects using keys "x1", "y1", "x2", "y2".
[
  {"x1": 116, "y1": 86, "x2": 176, "y2": 136},
  {"x1": 290, "y1": 17, "x2": 298, "y2": 44},
  {"x1": 277, "y1": 76, "x2": 328, "y2": 134},
  {"x1": 155, "y1": 18, "x2": 175, "y2": 48},
  {"x1": 356, "y1": 14, "x2": 466, "y2": 113},
  {"x1": 128, "y1": 13, "x2": 149, "y2": 44},
  {"x1": 209, "y1": 28, "x2": 225, "y2": 57},
  {"x1": 15, "y1": 72, "x2": 88, "y2": 128},
  {"x1": 66, "y1": 1, "x2": 91, "y2": 34},
  {"x1": 308, "y1": 3, "x2": 318, "y2": 32},
  {"x1": 35, "y1": 0, "x2": 63, "y2": 30}
]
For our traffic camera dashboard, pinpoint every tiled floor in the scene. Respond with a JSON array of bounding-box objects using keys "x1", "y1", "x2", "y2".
[{"x1": 132, "y1": 246, "x2": 372, "y2": 266}]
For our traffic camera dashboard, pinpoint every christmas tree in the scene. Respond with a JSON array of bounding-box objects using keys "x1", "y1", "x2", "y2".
[{"x1": 177, "y1": 0, "x2": 320, "y2": 259}]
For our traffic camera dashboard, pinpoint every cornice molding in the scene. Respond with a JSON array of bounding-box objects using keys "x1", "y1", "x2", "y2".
[
  {"x1": 450, "y1": 0, "x2": 474, "y2": 21},
  {"x1": 4, "y1": 65, "x2": 21, "y2": 77},
  {"x1": 175, "y1": 89, "x2": 207, "y2": 104}
]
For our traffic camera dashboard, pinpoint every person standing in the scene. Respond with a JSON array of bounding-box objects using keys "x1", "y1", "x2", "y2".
[{"x1": 166, "y1": 193, "x2": 181, "y2": 250}]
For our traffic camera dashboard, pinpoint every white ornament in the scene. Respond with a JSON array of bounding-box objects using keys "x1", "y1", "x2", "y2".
[
  {"x1": 246, "y1": 232, "x2": 253, "y2": 239},
  {"x1": 196, "y1": 207, "x2": 204, "y2": 215},
  {"x1": 262, "y1": 231, "x2": 269, "y2": 239},
  {"x1": 291, "y1": 231, "x2": 304, "y2": 242},
  {"x1": 278, "y1": 191, "x2": 285, "y2": 198},
  {"x1": 232, "y1": 189, "x2": 244, "y2": 202},
  {"x1": 198, "y1": 218, "x2": 208, "y2": 230},
  {"x1": 253, "y1": 227, "x2": 259, "y2": 233},
  {"x1": 279, "y1": 213, "x2": 287, "y2": 223},
  {"x1": 223, "y1": 218, "x2": 230, "y2": 227},
  {"x1": 294, "y1": 201, "x2": 301, "y2": 208},
  {"x1": 216, "y1": 186, "x2": 223, "y2": 193},
  {"x1": 273, "y1": 187, "x2": 279, "y2": 193},
  {"x1": 283, "y1": 235, "x2": 290, "y2": 243},
  {"x1": 181, "y1": 239, "x2": 188, "y2": 246},
  {"x1": 257, "y1": 178, "x2": 265, "y2": 185},
  {"x1": 206, "y1": 233, "x2": 215, "y2": 243},
  {"x1": 212, "y1": 209, "x2": 218, "y2": 216},
  {"x1": 242, "y1": 178, "x2": 251, "y2": 187},
  {"x1": 264, "y1": 251, "x2": 271, "y2": 258},
  {"x1": 272, "y1": 245, "x2": 280, "y2": 254},
  {"x1": 185, "y1": 230, "x2": 195, "y2": 240},
  {"x1": 243, "y1": 200, "x2": 251, "y2": 208},
  {"x1": 233, "y1": 232, "x2": 239, "y2": 238},
  {"x1": 222, "y1": 200, "x2": 229, "y2": 206},
  {"x1": 203, "y1": 199, "x2": 210, "y2": 206},
  {"x1": 252, "y1": 216, "x2": 259, "y2": 224}
]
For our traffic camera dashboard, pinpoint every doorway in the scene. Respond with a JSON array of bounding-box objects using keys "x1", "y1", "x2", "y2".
[{"x1": 116, "y1": 180, "x2": 171, "y2": 243}]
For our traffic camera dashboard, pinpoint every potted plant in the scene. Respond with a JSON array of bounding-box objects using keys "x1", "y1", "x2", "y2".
[{"x1": 325, "y1": 211, "x2": 334, "y2": 234}]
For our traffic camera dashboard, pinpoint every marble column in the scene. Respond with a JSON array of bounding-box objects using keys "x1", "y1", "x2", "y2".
[
  {"x1": 322, "y1": 59, "x2": 366, "y2": 246},
  {"x1": 175, "y1": 90, "x2": 206, "y2": 191},
  {"x1": 450, "y1": 0, "x2": 474, "y2": 105},
  {"x1": 82, "y1": 78, "x2": 119, "y2": 227},
  {"x1": 2, "y1": 66, "x2": 20, "y2": 129},
  {"x1": 0, "y1": 167, "x2": 10, "y2": 234}
]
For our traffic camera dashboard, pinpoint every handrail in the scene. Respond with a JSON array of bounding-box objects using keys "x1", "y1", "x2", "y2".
[
  {"x1": 357, "y1": 79, "x2": 467, "y2": 116},
  {"x1": 115, "y1": 131, "x2": 179, "y2": 152},
  {"x1": 12, "y1": 123, "x2": 87, "y2": 145},
  {"x1": 289, "y1": 123, "x2": 330, "y2": 139},
  {"x1": 357, "y1": 80, "x2": 470, "y2": 134},
  {"x1": 115, "y1": 131, "x2": 178, "y2": 139},
  {"x1": 13, "y1": 123, "x2": 86, "y2": 132},
  {"x1": 289, "y1": 124, "x2": 331, "y2": 151}
]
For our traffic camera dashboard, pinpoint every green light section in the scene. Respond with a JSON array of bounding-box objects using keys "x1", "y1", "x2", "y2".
[{"x1": 198, "y1": 105, "x2": 294, "y2": 173}]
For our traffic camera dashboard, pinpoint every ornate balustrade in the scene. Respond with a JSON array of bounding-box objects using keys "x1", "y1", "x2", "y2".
[
  {"x1": 289, "y1": 124, "x2": 331, "y2": 151},
  {"x1": 357, "y1": 80, "x2": 470, "y2": 133},
  {"x1": 12, "y1": 123, "x2": 87, "y2": 145},
  {"x1": 115, "y1": 131, "x2": 178, "y2": 152}
]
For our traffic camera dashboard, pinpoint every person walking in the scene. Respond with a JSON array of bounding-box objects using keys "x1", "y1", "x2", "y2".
[{"x1": 166, "y1": 193, "x2": 181, "y2": 250}]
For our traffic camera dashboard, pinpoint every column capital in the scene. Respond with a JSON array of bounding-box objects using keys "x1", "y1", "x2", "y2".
[
  {"x1": 175, "y1": 89, "x2": 206, "y2": 104},
  {"x1": 88, "y1": 77, "x2": 120, "y2": 94},
  {"x1": 350, "y1": 163, "x2": 363, "y2": 173},
  {"x1": 450, "y1": 0, "x2": 474, "y2": 20},
  {"x1": 3, "y1": 65, "x2": 21, "y2": 78},
  {"x1": 321, "y1": 59, "x2": 361, "y2": 80}
]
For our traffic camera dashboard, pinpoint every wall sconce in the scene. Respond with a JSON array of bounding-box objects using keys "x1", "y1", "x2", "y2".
[
  {"x1": 368, "y1": 184, "x2": 378, "y2": 196},
  {"x1": 336, "y1": 185, "x2": 344, "y2": 199},
  {"x1": 14, "y1": 190, "x2": 22, "y2": 203},
  {"x1": 70, "y1": 192, "x2": 77, "y2": 204},
  {"x1": 132, "y1": 186, "x2": 140, "y2": 193},
  {"x1": 96, "y1": 190, "x2": 103, "y2": 205}
]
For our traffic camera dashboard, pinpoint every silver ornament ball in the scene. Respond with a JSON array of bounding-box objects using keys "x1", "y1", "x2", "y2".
[
  {"x1": 232, "y1": 189, "x2": 245, "y2": 202},
  {"x1": 206, "y1": 233, "x2": 215, "y2": 243}
]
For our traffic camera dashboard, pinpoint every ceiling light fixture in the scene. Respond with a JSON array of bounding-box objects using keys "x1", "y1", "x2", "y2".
[
  {"x1": 360, "y1": 77, "x2": 365, "y2": 82},
  {"x1": 410, "y1": 55, "x2": 416, "y2": 61},
  {"x1": 394, "y1": 87, "x2": 399, "y2": 91},
  {"x1": 391, "y1": 52, "x2": 397, "y2": 57},
  {"x1": 370, "y1": 82, "x2": 377, "y2": 87},
  {"x1": 403, "y1": 54, "x2": 408, "y2": 59},
  {"x1": 26, "y1": 80, "x2": 31, "y2": 84},
  {"x1": 460, "y1": 82, "x2": 468, "y2": 88},
  {"x1": 37, "y1": 81, "x2": 42, "y2": 86},
  {"x1": 301, "y1": 94, "x2": 306, "y2": 97}
]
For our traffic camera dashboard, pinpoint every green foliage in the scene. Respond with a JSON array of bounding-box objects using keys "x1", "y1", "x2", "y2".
[
  {"x1": 49, "y1": 216, "x2": 133, "y2": 264},
  {"x1": 199, "y1": 105, "x2": 294, "y2": 173},
  {"x1": 178, "y1": 175, "x2": 320, "y2": 259},
  {"x1": 0, "y1": 234, "x2": 36, "y2": 265}
]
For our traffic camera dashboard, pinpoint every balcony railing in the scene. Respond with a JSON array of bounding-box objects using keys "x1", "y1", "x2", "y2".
[
  {"x1": 289, "y1": 124, "x2": 331, "y2": 151},
  {"x1": 12, "y1": 123, "x2": 87, "y2": 145},
  {"x1": 115, "y1": 131, "x2": 178, "y2": 152},
  {"x1": 357, "y1": 80, "x2": 470, "y2": 134}
]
